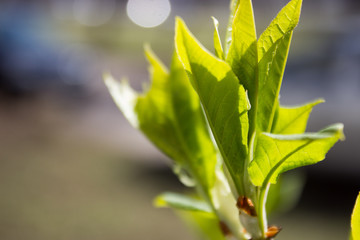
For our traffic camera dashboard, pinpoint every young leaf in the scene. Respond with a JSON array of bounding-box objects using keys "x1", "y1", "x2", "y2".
[
  {"x1": 351, "y1": 192, "x2": 360, "y2": 240},
  {"x1": 271, "y1": 99, "x2": 324, "y2": 134},
  {"x1": 226, "y1": 0, "x2": 258, "y2": 139},
  {"x1": 104, "y1": 76, "x2": 139, "y2": 127},
  {"x1": 225, "y1": 0, "x2": 239, "y2": 55},
  {"x1": 175, "y1": 17, "x2": 250, "y2": 196},
  {"x1": 166, "y1": 51, "x2": 218, "y2": 191},
  {"x1": 257, "y1": 0, "x2": 303, "y2": 61},
  {"x1": 212, "y1": 17, "x2": 224, "y2": 60},
  {"x1": 249, "y1": 123, "x2": 344, "y2": 187},
  {"x1": 105, "y1": 47, "x2": 217, "y2": 194},
  {"x1": 154, "y1": 192, "x2": 212, "y2": 213},
  {"x1": 257, "y1": 0, "x2": 303, "y2": 133}
]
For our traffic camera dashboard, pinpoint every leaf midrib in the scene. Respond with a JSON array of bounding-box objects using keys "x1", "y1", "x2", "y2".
[{"x1": 261, "y1": 32, "x2": 293, "y2": 132}]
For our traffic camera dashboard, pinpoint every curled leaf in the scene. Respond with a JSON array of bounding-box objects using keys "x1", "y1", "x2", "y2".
[{"x1": 249, "y1": 123, "x2": 344, "y2": 187}]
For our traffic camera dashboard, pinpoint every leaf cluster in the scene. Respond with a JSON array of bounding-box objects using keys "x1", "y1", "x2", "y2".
[{"x1": 105, "y1": 0, "x2": 345, "y2": 239}]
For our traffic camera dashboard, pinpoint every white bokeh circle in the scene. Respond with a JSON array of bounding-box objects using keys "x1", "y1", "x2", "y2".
[{"x1": 126, "y1": 0, "x2": 171, "y2": 28}]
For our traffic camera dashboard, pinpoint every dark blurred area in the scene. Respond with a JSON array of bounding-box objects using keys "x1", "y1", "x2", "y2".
[{"x1": 0, "y1": 0, "x2": 359, "y2": 239}]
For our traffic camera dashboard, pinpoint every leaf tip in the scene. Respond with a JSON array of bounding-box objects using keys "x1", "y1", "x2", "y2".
[
  {"x1": 338, "y1": 123, "x2": 345, "y2": 141},
  {"x1": 316, "y1": 98, "x2": 326, "y2": 104},
  {"x1": 104, "y1": 74, "x2": 139, "y2": 127},
  {"x1": 175, "y1": 16, "x2": 185, "y2": 29},
  {"x1": 143, "y1": 43, "x2": 154, "y2": 61},
  {"x1": 103, "y1": 72, "x2": 112, "y2": 83},
  {"x1": 321, "y1": 123, "x2": 345, "y2": 141},
  {"x1": 211, "y1": 16, "x2": 219, "y2": 26},
  {"x1": 153, "y1": 194, "x2": 167, "y2": 208},
  {"x1": 143, "y1": 42, "x2": 151, "y2": 53},
  {"x1": 103, "y1": 72, "x2": 118, "y2": 88}
]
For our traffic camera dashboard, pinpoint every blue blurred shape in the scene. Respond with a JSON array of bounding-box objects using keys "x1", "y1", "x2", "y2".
[{"x1": 0, "y1": 2, "x2": 87, "y2": 98}]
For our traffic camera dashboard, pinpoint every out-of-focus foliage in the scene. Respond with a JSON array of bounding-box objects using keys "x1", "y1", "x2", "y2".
[{"x1": 351, "y1": 192, "x2": 360, "y2": 240}]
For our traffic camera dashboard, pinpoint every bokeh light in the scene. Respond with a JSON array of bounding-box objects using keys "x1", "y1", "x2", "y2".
[{"x1": 126, "y1": 0, "x2": 171, "y2": 28}]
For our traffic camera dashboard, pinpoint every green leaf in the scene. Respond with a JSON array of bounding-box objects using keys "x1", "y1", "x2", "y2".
[
  {"x1": 257, "y1": 0, "x2": 303, "y2": 132},
  {"x1": 175, "y1": 17, "x2": 250, "y2": 196},
  {"x1": 271, "y1": 99, "x2": 324, "y2": 134},
  {"x1": 135, "y1": 47, "x2": 181, "y2": 162},
  {"x1": 225, "y1": 0, "x2": 239, "y2": 55},
  {"x1": 249, "y1": 123, "x2": 344, "y2": 186},
  {"x1": 212, "y1": 17, "x2": 224, "y2": 60},
  {"x1": 156, "y1": 191, "x2": 227, "y2": 240},
  {"x1": 154, "y1": 192, "x2": 212, "y2": 213},
  {"x1": 226, "y1": 0, "x2": 258, "y2": 139},
  {"x1": 257, "y1": 0, "x2": 303, "y2": 61},
  {"x1": 104, "y1": 76, "x2": 139, "y2": 127},
  {"x1": 351, "y1": 192, "x2": 360, "y2": 240},
  {"x1": 104, "y1": 46, "x2": 217, "y2": 194}
]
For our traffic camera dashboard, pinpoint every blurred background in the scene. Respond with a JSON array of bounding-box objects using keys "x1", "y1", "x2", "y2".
[{"x1": 0, "y1": 0, "x2": 359, "y2": 239}]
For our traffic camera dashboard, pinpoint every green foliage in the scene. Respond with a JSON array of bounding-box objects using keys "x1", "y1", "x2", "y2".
[
  {"x1": 105, "y1": 46, "x2": 218, "y2": 200},
  {"x1": 257, "y1": 0, "x2": 302, "y2": 133},
  {"x1": 226, "y1": 0, "x2": 257, "y2": 140},
  {"x1": 175, "y1": 17, "x2": 250, "y2": 198},
  {"x1": 212, "y1": 17, "x2": 224, "y2": 60},
  {"x1": 351, "y1": 193, "x2": 360, "y2": 240},
  {"x1": 271, "y1": 99, "x2": 324, "y2": 134},
  {"x1": 105, "y1": 0, "x2": 346, "y2": 239},
  {"x1": 249, "y1": 124, "x2": 344, "y2": 187},
  {"x1": 154, "y1": 192, "x2": 212, "y2": 213}
]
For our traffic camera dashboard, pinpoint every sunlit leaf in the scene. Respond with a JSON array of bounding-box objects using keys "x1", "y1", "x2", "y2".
[
  {"x1": 175, "y1": 17, "x2": 250, "y2": 196},
  {"x1": 271, "y1": 99, "x2": 324, "y2": 134},
  {"x1": 225, "y1": 0, "x2": 240, "y2": 55},
  {"x1": 257, "y1": 0, "x2": 303, "y2": 132},
  {"x1": 257, "y1": 0, "x2": 303, "y2": 61},
  {"x1": 106, "y1": 2, "x2": 347, "y2": 239},
  {"x1": 249, "y1": 123, "x2": 344, "y2": 186},
  {"x1": 226, "y1": 0, "x2": 258, "y2": 139},
  {"x1": 104, "y1": 76, "x2": 139, "y2": 127},
  {"x1": 212, "y1": 17, "x2": 224, "y2": 60},
  {"x1": 351, "y1": 192, "x2": 360, "y2": 240},
  {"x1": 104, "y1": 46, "x2": 217, "y2": 194}
]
